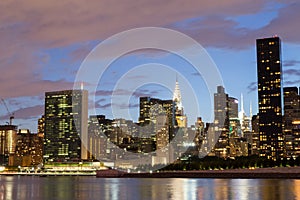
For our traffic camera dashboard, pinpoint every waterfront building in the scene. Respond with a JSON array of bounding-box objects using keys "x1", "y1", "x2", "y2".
[
  {"x1": 0, "y1": 125, "x2": 17, "y2": 165},
  {"x1": 9, "y1": 129, "x2": 43, "y2": 167},
  {"x1": 37, "y1": 115, "x2": 45, "y2": 137},
  {"x1": 256, "y1": 36, "x2": 284, "y2": 160},
  {"x1": 88, "y1": 115, "x2": 111, "y2": 160},
  {"x1": 43, "y1": 89, "x2": 88, "y2": 162}
]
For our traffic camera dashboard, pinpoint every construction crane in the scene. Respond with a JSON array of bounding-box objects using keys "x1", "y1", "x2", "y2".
[{"x1": 1, "y1": 98, "x2": 14, "y2": 125}]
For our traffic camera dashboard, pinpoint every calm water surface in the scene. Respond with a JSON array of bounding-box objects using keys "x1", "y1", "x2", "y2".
[{"x1": 0, "y1": 176, "x2": 299, "y2": 200}]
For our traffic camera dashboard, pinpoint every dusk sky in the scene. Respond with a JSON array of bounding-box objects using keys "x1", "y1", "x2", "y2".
[{"x1": 0, "y1": 0, "x2": 300, "y2": 132}]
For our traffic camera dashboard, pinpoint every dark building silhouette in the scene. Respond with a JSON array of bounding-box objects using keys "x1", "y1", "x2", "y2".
[
  {"x1": 283, "y1": 87, "x2": 300, "y2": 157},
  {"x1": 256, "y1": 36, "x2": 284, "y2": 160},
  {"x1": 138, "y1": 97, "x2": 176, "y2": 143},
  {"x1": 251, "y1": 115, "x2": 260, "y2": 155}
]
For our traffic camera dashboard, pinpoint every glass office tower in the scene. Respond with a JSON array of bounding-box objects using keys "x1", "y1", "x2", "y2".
[{"x1": 44, "y1": 90, "x2": 88, "y2": 162}]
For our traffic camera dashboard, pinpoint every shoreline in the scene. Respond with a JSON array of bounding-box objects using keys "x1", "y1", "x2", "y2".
[
  {"x1": 96, "y1": 166, "x2": 300, "y2": 179},
  {"x1": 1, "y1": 167, "x2": 299, "y2": 179},
  {"x1": 0, "y1": 172, "x2": 96, "y2": 177}
]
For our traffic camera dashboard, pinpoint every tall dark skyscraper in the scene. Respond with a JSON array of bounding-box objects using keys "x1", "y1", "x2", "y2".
[
  {"x1": 44, "y1": 90, "x2": 88, "y2": 162},
  {"x1": 256, "y1": 36, "x2": 284, "y2": 160}
]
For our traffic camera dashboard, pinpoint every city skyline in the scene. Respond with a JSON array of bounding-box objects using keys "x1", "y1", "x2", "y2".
[
  {"x1": 0, "y1": 35, "x2": 299, "y2": 134},
  {"x1": 0, "y1": 1, "x2": 300, "y2": 132},
  {"x1": 1, "y1": 2, "x2": 300, "y2": 200}
]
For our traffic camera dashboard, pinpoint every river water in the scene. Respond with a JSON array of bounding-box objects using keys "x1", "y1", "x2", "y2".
[{"x1": 0, "y1": 176, "x2": 299, "y2": 200}]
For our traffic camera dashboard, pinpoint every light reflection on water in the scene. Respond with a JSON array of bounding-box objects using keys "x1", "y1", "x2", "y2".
[{"x1": 0, "y1": 176, "x2": 299, "y2": 200}]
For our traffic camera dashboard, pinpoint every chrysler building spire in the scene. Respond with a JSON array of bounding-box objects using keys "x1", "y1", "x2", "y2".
[
  {"x1": 173, "y1": 76, "x2": 183, "y2": 111},
  {"x1": 173, "y1": 76, "x2": 187, "y2": 127}
]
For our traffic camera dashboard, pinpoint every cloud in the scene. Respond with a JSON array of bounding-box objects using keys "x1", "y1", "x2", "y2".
[
  {"x1": 0, "y1": 105, "x2": 44, "y2": 121},
  {"x1": 284, "y1": 80, "x2": 300, "y2": 85},
  {"x1": 284, "y1": 60, "x2": 300, "y2": 67},
  {"x1": 62, "y1": 41, "x2": 97, "y2": 64},
  {"x1": 247, "y1": 81, "x2": 257, "y2": 93},
  {"x1": 94, "y1": 90, "x2": 113, "y2": 97},
  {"x1": 283, "y1": 69, "x2": 300, "y2": 76},
  {"x1": 0, "y1": 0, "x2": 269, "y2": 48},
  {"x1": 257, "y1": 2, "x2": 300, "y2": 44},
  {"x1": 170, "y1": 2, "x2": 300, "y2": 49},
  {"x1": 95, "y1": 102, "x2": 112, "y2": 109},
  {"x1": 95, "y1": 88, "x2": 159, "y2": 98},
  {"x1": 132, "y1": 89, "x2": 159, "y2": 98},
  {"x1": 95, "y1": 89, "x2": 130, "y2": 97},
  {"x1": 118, "y1": 103, "x2": 140, "y2": 109},
  {"x1": 0, "y1": 0, "x2": 298, "y2": 101},
  {"x1": 191, "y1": 72, "x2": 201, "y2": 77},
  {"x1": 95, "y1": 102, "x2": 139, "y2": 110},
  {"x1": 0, "y1": 79, "x2": 74, "y2": 99}
]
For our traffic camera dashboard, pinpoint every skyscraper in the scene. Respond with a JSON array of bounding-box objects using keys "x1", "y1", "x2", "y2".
[
  {"x1": 283, "y1": 87, "x2": 300, "y2": 157},
  {"x1": 214, "y1": 86, "x2": 229, "y2": 157},
  {"x1": 173, "y1": 78, "x2": 183, "y2": 115},
  {"x1": 256, "y1": 36, "x2": 284, "y2": 160},
  {"x1": 88, "y1": 115, "x2": 110, "y2": 160},
  {"x1": 10, "y1": 129, "x2": 43, "y2": 167},
  {"x1": 173, "y1": 78, "x2": 187, "y2": 128},
  {"x1": 138, "y1": 97, "x2": 176, "y2": 146},
  {"x1": 228, "y1": 97, "x2": 238, "y2": 119},
  {"x1": 0, "y1": 125, "x2": 17, "y2": 165},
  {"x1": 228, "y1": 96, "x2": 240, "y2": 157},
  {"x1": 283, "y1": 87, "x2": 300, "y2": 129},
  {"x1": 43, "y1": 89, "x2": 88, "y2": 162}
]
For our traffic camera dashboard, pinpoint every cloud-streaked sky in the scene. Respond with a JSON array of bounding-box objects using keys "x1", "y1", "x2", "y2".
[{"x1": 0, "y1": 0, "x2": 299, "y2": 131}]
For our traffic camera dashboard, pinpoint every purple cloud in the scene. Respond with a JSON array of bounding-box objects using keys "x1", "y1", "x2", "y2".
[
  {"x1": 0, "y1": 105, "x2": 44, "y2": 121},
  {"x1": 247, "y1": 81, "x2": 257, "y2": 93},
  {"x1": 284, "y1": 69, "x2": 300, "y2": 77},
  {"x1": 284, "y1": 80, "x2": 300, "y2": 85},
  {"x1": 284, "y1": 60, "x2": 300, "y2": 67}
]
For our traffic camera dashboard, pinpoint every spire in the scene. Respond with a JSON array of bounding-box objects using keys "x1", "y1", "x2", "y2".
[
  {"x1": 240, "y1": 93, "x2": 244, "y2": 113},
  {"x1": 250, "y1": 101, "x2": 252, "y2": 118},
  {"x1": 239, "y1": 93, "x2": 245, "y2": 121},
  {"x1": 173, "y1": 76, "x2": 182, "y2": 111}
]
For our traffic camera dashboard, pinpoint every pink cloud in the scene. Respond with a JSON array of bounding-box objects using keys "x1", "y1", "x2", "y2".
[
  {"x1": 258, "y1": 2, "x2": 300, "y2": 42},
  {"x1": 0, "y1": 0, "x2": 298, "y2": 101},
  {"x1": 0, "y1": 0, "x2": 269, "y2": 48}
]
